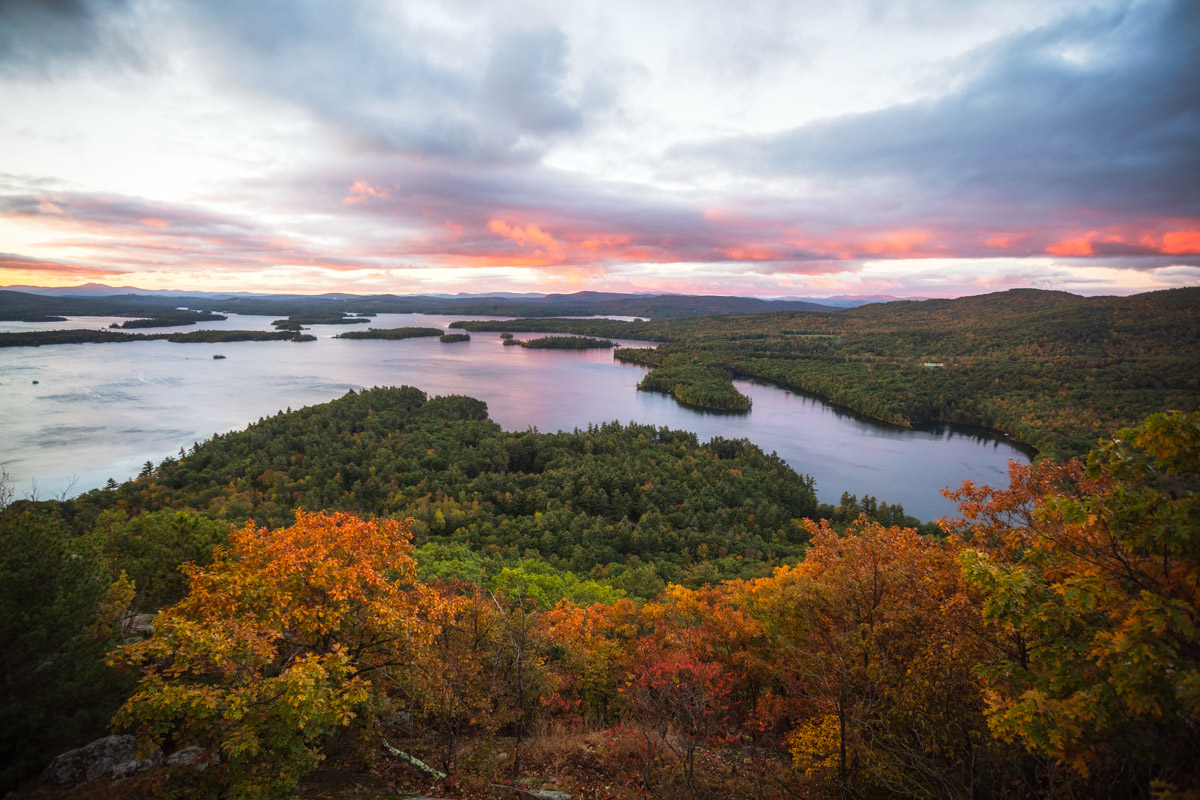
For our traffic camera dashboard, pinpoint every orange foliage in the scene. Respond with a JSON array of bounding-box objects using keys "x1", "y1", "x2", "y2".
[{"x1": 112, "y1": 511, "x2": 448, "y2": 798}]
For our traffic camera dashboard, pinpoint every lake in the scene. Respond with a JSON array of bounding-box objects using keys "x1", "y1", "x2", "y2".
[{"x1": 0, "y1": 312, "x2": 1031, "y2": 521}]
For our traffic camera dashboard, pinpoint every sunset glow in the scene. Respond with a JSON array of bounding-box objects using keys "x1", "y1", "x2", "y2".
[{"x1": 1, "y1": 0, "x2": 1197, "y2": 297}]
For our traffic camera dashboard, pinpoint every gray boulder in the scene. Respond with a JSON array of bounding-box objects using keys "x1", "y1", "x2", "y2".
[
  {"x1": 42, "y1": 735, "x2": 137, "y2": 786},
  {"x1": 111, "y1": 751, "x2": 162, "y2": 780},
  {"x1": 166, "y1": 746, "x2": 220, "y2": 771},
  {"x1": 121, "y1": 612, "x2": 155, "y2": 640}
]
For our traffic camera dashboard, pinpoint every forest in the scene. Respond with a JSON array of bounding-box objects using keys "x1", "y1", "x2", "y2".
[
  {"x1": 454, "y1": 287, "x2": 1200, "y2": 460},
  {"x1": 2, "y1": 384, "x2": 1196, "y2": 800}
]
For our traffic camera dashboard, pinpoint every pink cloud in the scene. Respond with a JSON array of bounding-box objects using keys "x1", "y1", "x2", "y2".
[{"x1": 342, "y1": 180, "x2": 391, "y2": 205}]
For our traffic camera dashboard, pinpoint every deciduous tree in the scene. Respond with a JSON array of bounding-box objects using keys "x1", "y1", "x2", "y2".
[
  {"x1": 948, "y1": 411, "x2": 1200, "y2": 796},
  {"x1": 112, "y1": 510, "x2": 446, "y2": 799}
]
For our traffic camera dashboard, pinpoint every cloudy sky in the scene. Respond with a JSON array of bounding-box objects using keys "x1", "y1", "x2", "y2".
[{"x1": 0, "y1": 0, "x2": 1197, "y2": 297}]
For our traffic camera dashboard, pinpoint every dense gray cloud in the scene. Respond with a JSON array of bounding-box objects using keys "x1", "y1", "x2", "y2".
[
  {"x1": 484, "y1": 29, "x2": 583, "y2": 136},
  {"x1": 1, "y1": 0, "x2": 1196, "y2": 295},
  {"x1": 0, "y1": 0, "x2": 143, "y2": 75},
  {"x1": 672, "y1": 0, "x2": 1200, "y2": 227},
  {"x1": 170, "y1": 2, "x2": 598, "y2": 164}
]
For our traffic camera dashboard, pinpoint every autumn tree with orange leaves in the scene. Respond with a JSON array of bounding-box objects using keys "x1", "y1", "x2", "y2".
[
  {"x1": 112, "y1": 511, "x2": 450, "y2": 799},
  {"x1": 948, "y1": 411, "x2": 1200, "y2": 797},
  {"x1": 747, "y1": 518, "x2": 993, "y2": 799}
]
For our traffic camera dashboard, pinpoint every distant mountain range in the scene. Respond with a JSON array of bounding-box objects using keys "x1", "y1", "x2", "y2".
[
  {"x1": 1, "y1": 284, "x2": 552, "y2": 300},
  {"x1": 1, "y1": 283, "x2": 902, "y2": 307},
  {"x1": 774, "y1": 294, "x2": 928, "y2": 307},
  {"x1": 0, "y1": 286, "x2": 841, "y2": 321}
]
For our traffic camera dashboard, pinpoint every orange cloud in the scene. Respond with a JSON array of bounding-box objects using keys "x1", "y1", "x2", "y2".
[
  {"x1": 1044, "y1": 226, "x2": 1200, "y2": 257},
  {"x1": 1162, "y1": 230, "x2": 1200, "y2": 255},
  {"x1": 1047, "y1": 235, "x2": 1095, "y2": 256},
  {"x1": 488, "y1": 219, "x2": 557, "y2": 248},
  {"x1": 861, "y1": 231, "x2": 930, "y2": 255},
  {"x1": 343, "y1": 180, "x2": 390, "y2": 205},
  {"x1": 723, "y1": 247, "x2": 776, "y2": 261},
  {"x1": 580, "y1": 235, "x2": 631, "y2": 250},
  {"x1": 486, "y1": 219, "x2": 565, "y2": 262},
  {"x1": 140, "y1": 218, "x2": 170, "y2": 228}
]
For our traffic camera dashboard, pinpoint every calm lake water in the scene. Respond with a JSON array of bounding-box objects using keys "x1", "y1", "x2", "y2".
[{"x1": 0, "y1": 313, "x2": 1031, "y2": 521}]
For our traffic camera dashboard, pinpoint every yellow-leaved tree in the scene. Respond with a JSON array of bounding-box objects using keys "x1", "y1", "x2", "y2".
[
  {"x1": 111, "y1": 510, "x2": 450, "y2": 799},
  {"x1": 948, "y1": 411, "x2": 1200, "y2": 797}
]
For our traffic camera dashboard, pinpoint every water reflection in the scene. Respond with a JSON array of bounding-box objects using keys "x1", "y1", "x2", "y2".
[{"x1": 0, "y1": 313, "x2": 1030, "y2": 520}]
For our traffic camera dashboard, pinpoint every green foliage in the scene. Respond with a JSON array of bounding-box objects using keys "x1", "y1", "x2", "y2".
[
  {"x1": 86, "y1": 509, "x2": 229, "y2": 611},
  {"x1": 634, "y1": 362, "x2": 752, "y2": 412},
  {"x1": 439, "y1": 332, "x2": 470, "y2": 343},
  {"x1": 417, "y1": 542, "x2": 625, "y2": 607},
  {"x1": 818, "y1": 491, "x2": 941, "y2": 536},
  {"x1": 0, "y1": 508, "x2": 132, "y2": 792}
]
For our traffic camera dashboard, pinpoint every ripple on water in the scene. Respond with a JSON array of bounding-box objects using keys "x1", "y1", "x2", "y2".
[{"x1": 25, "y1": 425, "x2": 106, "y2": 448}]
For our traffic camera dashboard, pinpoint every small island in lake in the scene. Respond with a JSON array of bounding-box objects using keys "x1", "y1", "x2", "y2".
[
  {"x1": 0, "y1": 330, "x2": 314, "y2": 347},
  {"x1": 633, "y1": 363, "x2": 753, "y2": 413},
  {"x1": 439, "y1": 332, "x2": 470, "y2": 343},
  {"x1": 508, "y1": 336, "x2": 617, "y2": 349},
  {"x1": 110, "y1": 311, "x2": 227, "y2": 329},
  {"x1": 334, "y1": 327, "x2": 444, "y2": 340},
  {"x1": 272, "y1": 313, "x2": 370, "y2": 328}
]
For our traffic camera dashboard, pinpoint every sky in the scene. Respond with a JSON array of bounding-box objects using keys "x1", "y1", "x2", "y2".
[{"x1": 0, "y1": 0, "x2": 1197, "y2": 298}]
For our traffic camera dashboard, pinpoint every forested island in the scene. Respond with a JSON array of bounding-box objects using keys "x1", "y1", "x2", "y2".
[
  {"x1": 2, "y1": 385, "x2": 1196, "y2": 800},
  {"x1": 636, "y1": 363, "x2": 752, "y2": 412},
  {"x1": 453, "y1": 286, "x2": 1200, "y2": 459},
  {"x1": 0, "y1": 329, "x2": 314, "y2": 347},
  {"x1": 272, "y1": 313, "x2": 371, "y2": 328},
  {"x1": 334, "y1": 326, "x2": 444, "y2": 340},
  {"x1": 503, "y1": 335, "x2": 616, "y2": 349},
  {"x1": 108, "y1": 311, "x2": 227, "y2": 328}
]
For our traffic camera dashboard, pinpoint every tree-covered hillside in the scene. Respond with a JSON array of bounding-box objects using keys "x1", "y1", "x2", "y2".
[
  {"x1": 60, "y1": 387, "x2": 821, "y2": 588},
  {"x1": 455, "y1": 287, "x2": 1200, "y2": 458}
]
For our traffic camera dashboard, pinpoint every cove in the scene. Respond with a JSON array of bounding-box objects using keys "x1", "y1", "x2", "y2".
[{"x1": 0, "y1": 313, "x2": 1030, "y2": 521}]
